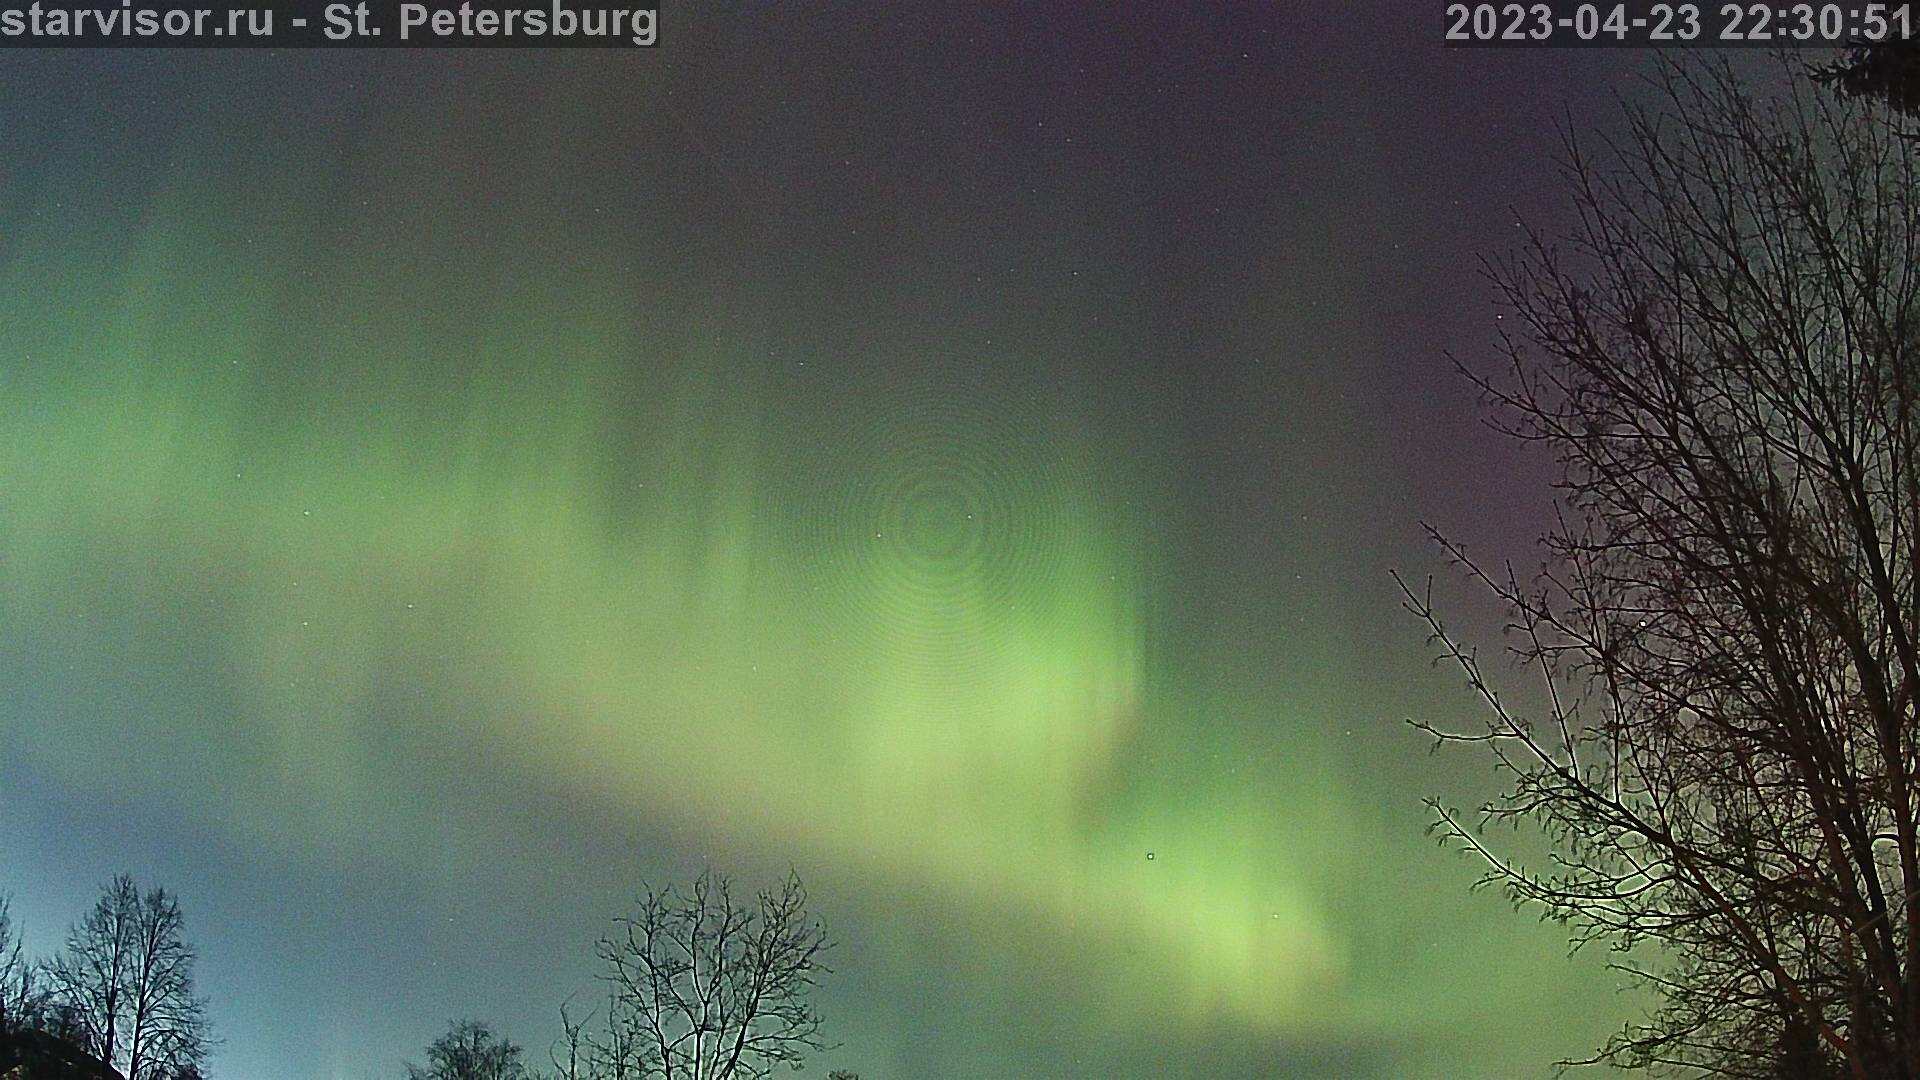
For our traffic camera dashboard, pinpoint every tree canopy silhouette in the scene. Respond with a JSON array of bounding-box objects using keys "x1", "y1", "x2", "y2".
[
  {"x1": 1405, "y1": 59, "x2": 1920, "y2": 1078},
  {"x1": 1814, "y1": 38, "x2": 1920, "y2": 120},
  {"x1": 47, "y1": 876, "x2": 207, "y2": 1080},
  {"x1": 587, "y1": 870, "x2": 830, "y2": 1080},
  {"x1": 0, "y1": 894, "x2": 49, "y2": 1037},
  {"x1": 406, "y1": 1019, "x2": 531, "y2": 1080}
]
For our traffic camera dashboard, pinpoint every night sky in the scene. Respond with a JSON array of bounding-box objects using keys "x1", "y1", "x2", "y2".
[{"x1": 0, "y1": 8, "x2": 1750, "y2": 1078}]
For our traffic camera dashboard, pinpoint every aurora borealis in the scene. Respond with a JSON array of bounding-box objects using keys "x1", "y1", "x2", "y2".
[{"x1": 0, "y1": 9, "x2": 1707, "y2": 1078}]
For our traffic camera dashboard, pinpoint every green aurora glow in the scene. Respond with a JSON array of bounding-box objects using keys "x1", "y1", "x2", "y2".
[{"x1": 0, "y1": 32, "x2": 1652, "y2": 1079}]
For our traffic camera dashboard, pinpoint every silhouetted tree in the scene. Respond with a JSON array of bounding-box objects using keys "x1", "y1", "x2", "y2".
[
  {"x1": 0, "y1": 893, "x2": 49, "y2": 1035},
  {"x1": 1405, "y1": 57, "x2": 1920, "y2": 1077},
  {"x1": 587, "y1": 985, "x2": 647, "y2": 1080},
  {"x1": 406, "y1": 1019, "x2": 529, "y2": 1080},
  {"x1": 48, "y1": 876, "x2": 207, "y2": 1079},
  {"x1": 1775, "y1": 1014, "x2": 1843, "y2": 1079},
  {"x1": 591, "y1": 871, "x2": 830, "y2": 1080},
  {"x1": 1814, "y1": 38, "x2": 1920, "y2": 119},
  {"x1": 551, "y1": 1001, "x2": 591, "y2": 1080}
]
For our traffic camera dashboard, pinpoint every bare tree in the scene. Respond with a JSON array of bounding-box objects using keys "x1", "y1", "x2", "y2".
[
  {"x1": 591, "y1": 871, "x2": 830, "y2": 1080},
  {"x1": 406, "y1": 1019, "x2": 530, "y2": 1080},
  {"x1": 0, "y1": 893, "x2": 49, "y2": 1035},
  {"x1": 48, "y1": 875, "x2": 208, "y2": 1079},
  {"x1": 552, "y1": 1001, "x2": 592, "y2": 1080},
  {"x1": 1404, "y1": 57, "x2": 1920, "y2": 1078},
  {"x1": 592, "y1": 984, "x2": 648, "y2": 1080}
]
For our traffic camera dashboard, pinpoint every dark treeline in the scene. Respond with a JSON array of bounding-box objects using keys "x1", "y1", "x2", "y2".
[
  {"x1": 0, "y1": 876, "x2": 207, "y2": 1080},
  {"x1": 0, "y1": 870, "x2": 862, "y2": 1080}
]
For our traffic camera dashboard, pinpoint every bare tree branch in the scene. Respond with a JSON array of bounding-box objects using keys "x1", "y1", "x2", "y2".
[
  {"x1": 1409, "y1": 56, "x2": 1920, "y2": 1079},
  {"x1": 591, "y1": 871, "x2": 830, "y2": 1080}
]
